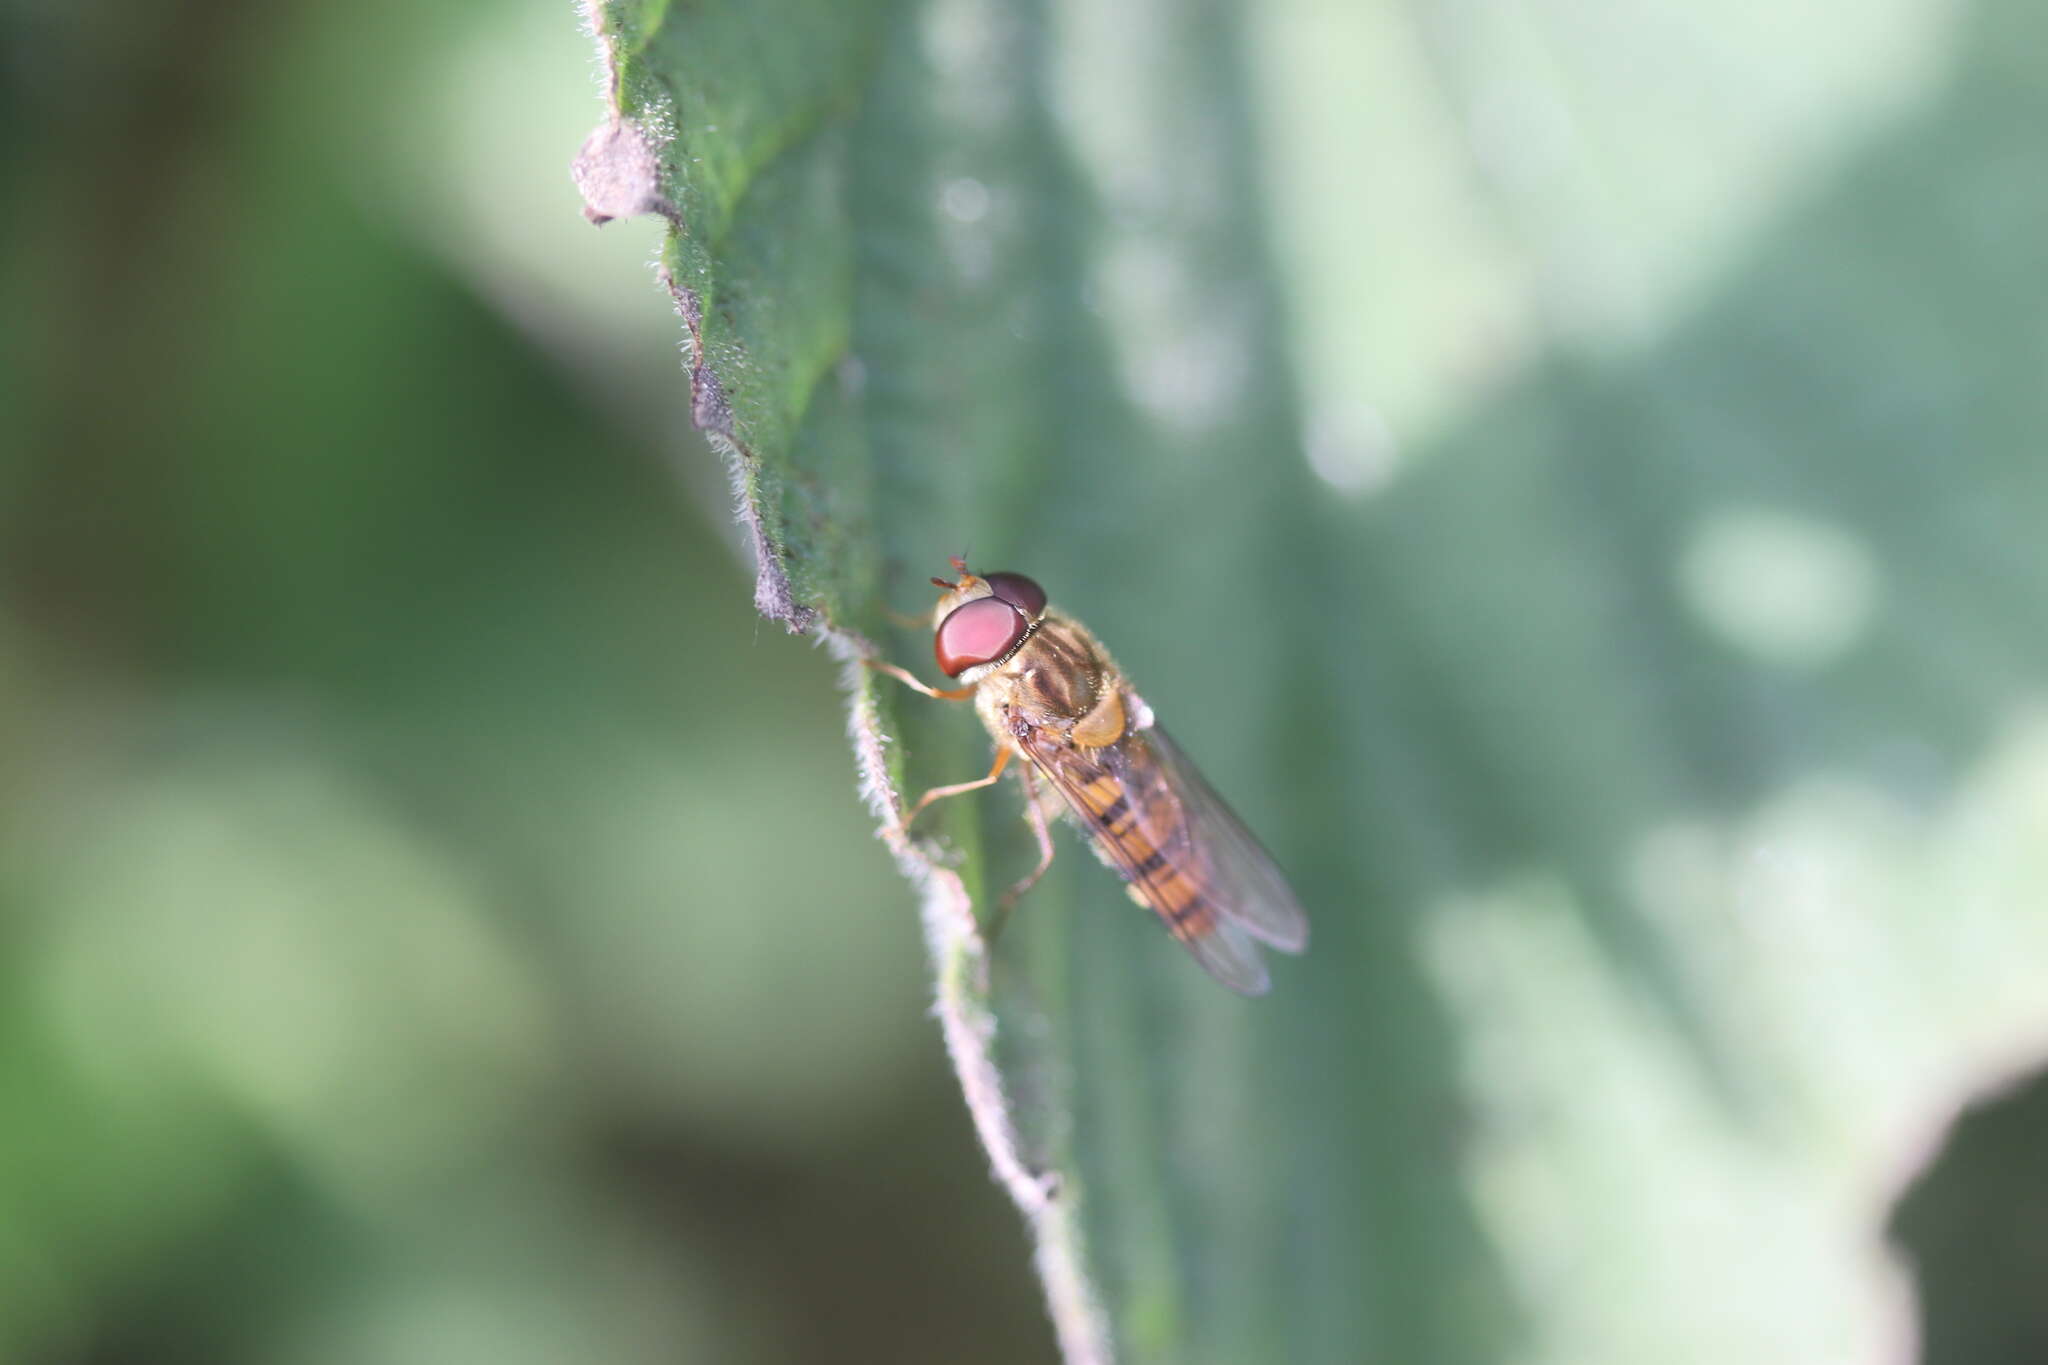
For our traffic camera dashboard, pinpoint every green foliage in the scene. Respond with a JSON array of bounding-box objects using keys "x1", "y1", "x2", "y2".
[
  {"x1": 592, "y1": 0, "x2": 2048, "y2": 1361},
  {"x1": 0, "y1": 1, "x2": 1050, "y2": 1361},
  {"x1": 9, "y1": 0, "x2": 2048, "y2": 1359}
]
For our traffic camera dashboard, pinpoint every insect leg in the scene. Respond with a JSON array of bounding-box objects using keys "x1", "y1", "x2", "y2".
[
  {"x1": 881, "y1": 604, "x2": 931, "y2": 630},
  {"x1": 987, "y1": 763, "x2": 1057, "y2": 945},
  {"x1": 903, "y1": 747, "x2": 1011, "y2": 828},
  {"x1": 862, "y1": 658, "x2": 974, "y2": 701}
]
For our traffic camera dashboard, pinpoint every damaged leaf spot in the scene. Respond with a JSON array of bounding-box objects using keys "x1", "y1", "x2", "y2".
[
  {"x1": 690, "y1": 361, "x2": 733, "y2": 436},
  {"x1": 571, "y1": 117, "x2": 678, "y2": 227},
  {"x1": 659, "y1": 268, "x2": 811, "y2": 634}
]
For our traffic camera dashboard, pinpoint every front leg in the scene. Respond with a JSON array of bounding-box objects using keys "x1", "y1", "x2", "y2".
[{"x1": 863, "y1": 658, "x2": 975, "y2": 702}]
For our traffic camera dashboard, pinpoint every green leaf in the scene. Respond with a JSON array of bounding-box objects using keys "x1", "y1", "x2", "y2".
[{"x1": 580, "y1": 0, "x2": 2048, "y2": 1360}]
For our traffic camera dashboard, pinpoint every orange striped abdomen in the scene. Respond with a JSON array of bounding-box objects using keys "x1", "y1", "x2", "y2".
[{"x1": 1066, "y1": 764, "x2": 1219, "y2": 943}]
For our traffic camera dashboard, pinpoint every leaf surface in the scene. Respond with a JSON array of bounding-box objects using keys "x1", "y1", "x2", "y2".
[{"x1": 583, "y1": 0, "x2": 2048, "y2": 1359}]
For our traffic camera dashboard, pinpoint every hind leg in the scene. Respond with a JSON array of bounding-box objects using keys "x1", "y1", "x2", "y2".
[{"x1": 984, "y1": 763, "x2": 1057, "y2": 947}]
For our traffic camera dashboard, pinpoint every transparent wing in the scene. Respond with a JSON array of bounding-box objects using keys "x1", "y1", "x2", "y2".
[
  {"x1": 1016, "y1": 698, "x2": 1308, "y2": 995},
  {"x1": 1118, "y1": 721, "x2": 1310, "y2": 953}
]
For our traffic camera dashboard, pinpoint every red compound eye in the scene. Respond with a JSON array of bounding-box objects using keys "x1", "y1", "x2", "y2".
[
  {"x1": 934, "y1": 596, "x2": 1029, "y2": 677},
  {"x1": 980, "y1": 571, "x2": 1047, "y2": 619}
]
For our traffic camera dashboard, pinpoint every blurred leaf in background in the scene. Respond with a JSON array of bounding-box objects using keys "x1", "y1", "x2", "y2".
[{"x1": 7, "y1": 0, "x2": 2048, "y2": 1363}]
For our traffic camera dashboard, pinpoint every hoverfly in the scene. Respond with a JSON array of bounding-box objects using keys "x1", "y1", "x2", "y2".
[{"x1": 869, "y1": 559, "x2": 1308, "y2": 994}]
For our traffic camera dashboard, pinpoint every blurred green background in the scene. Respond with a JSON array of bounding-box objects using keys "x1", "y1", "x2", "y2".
[
  {"x1": 0, "y1": 0, "x2": 1050, "y2": 1361},
  {"x1": 7, "y1": 0, "x2": 2048, "y2": 1362}
]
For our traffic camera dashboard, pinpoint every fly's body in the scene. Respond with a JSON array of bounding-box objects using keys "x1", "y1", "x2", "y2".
[
  {"x1": 961, "y1": 614, "x2": 1130, "y2": 756},
  {"x1": 874, "y1": 560, "x2": 1309, "y2": 995}
]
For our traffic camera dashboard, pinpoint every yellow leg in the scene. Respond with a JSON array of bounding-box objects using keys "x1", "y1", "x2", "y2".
[
  {"x1": 986, "y1": 764, "x2": 1057, "y2": 946},
  {"x1": 882, "y1": 604, "x2": 932, "y2": 630},
  {"x1": 904, "y1": 747, "x2": 1011, "y2": 828},
  {"x1": 863, "y1": 658, "x2": 975, "y2": 702}
]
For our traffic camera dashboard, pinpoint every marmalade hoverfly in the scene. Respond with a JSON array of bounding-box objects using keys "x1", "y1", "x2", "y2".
[{"x1": 869, "y1": 559, "x2": 1308, "y2": 994}]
